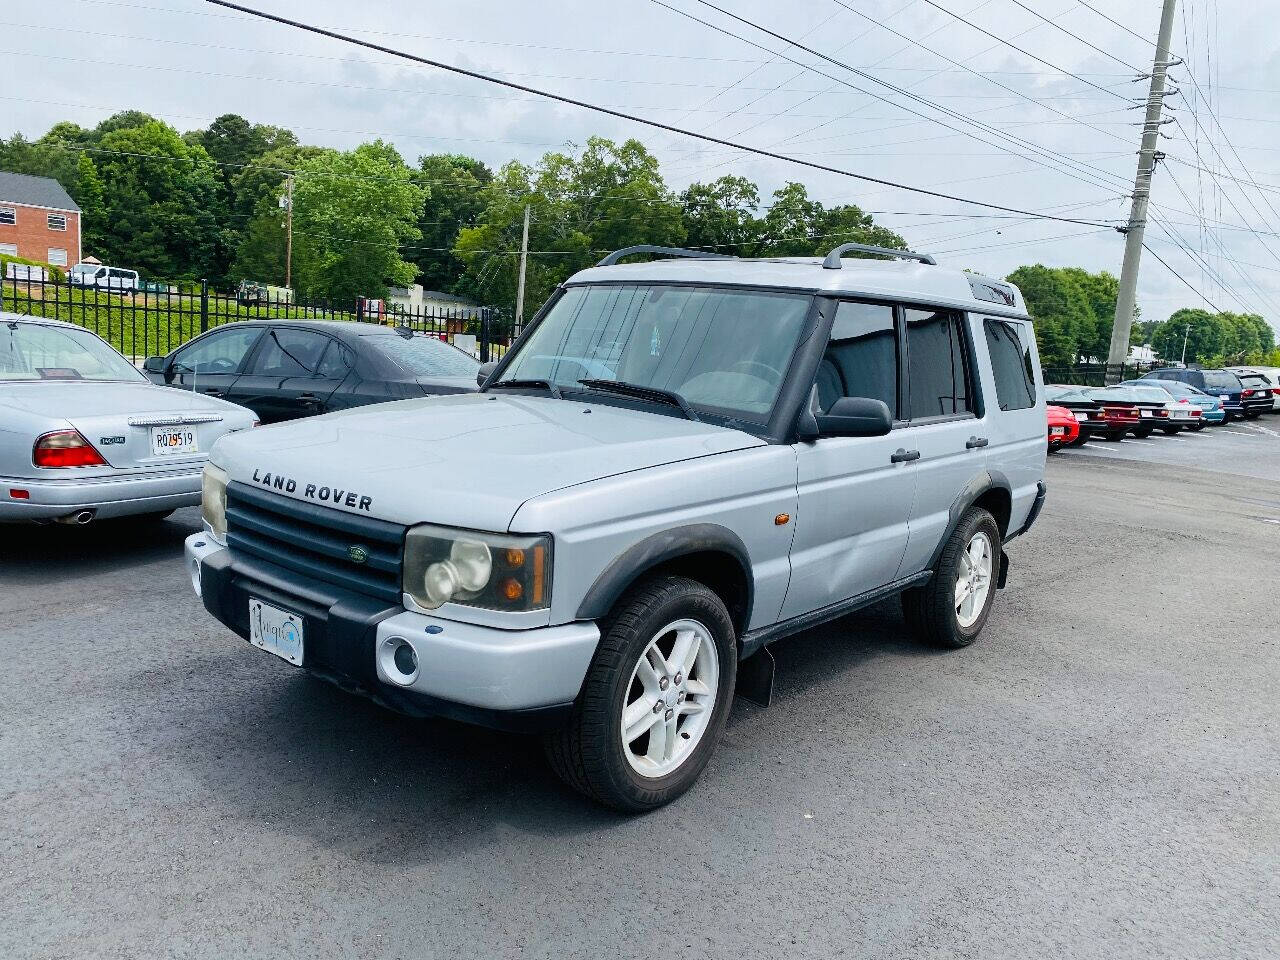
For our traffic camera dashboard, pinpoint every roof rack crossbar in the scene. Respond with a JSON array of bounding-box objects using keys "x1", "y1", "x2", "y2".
[
  {"x1": 822, "y1": 242, "x2": 936, "y2": 269},
  {"x1": 596, "y1": 245, "x2": 735, "y2": 267}
]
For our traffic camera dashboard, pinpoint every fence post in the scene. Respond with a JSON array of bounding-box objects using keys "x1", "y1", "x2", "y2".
[
  {"x1": 480, "y1": 308, "x2": 491, "y2": 363},
  {"x1": 199, "y1": 279, "x2": 209, "y2": 333},
  {"x1": 356, "y1": 298, "x2": 365, "y2": 323}
]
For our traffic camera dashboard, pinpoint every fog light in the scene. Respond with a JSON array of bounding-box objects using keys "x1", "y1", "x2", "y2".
[{"x1": 393, "y1": 642, "x2": 418, "y2": 676}]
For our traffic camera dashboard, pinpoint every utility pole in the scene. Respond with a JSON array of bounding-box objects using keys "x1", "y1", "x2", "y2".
[
  {"x1": 513, "y1": 204, "x2": 530, "y2": 335},
  {"x1": 1106, "y1": 0, "x2": 1180, "y2": 383},
  {"x1": 1180, "y1": 322, "x2": 1191, "y2": 365},
  {"x1": 283, "y1": 172, "x2": 294, "y2": 290}
]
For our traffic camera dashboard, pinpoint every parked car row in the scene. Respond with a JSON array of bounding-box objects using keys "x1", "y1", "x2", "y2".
[{"x1": 1043, "y1": 366, "x2": 1277, "y2": 451}]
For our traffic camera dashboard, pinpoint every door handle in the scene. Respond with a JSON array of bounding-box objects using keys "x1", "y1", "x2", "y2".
[
  {"x1": 298, "y1": 393, "x2": 318, "y2": 402},
  {"x1": 890, "y1": 448, "x2": 921, "y2": 463},
  {"x1": 966, "y1": 436, "x2": 989, "y2": 449},
  {"x1": 202, "y1": 388, "x2": 224, "y2": 397}
]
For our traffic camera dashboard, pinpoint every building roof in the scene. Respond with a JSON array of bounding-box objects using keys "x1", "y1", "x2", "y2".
[{"x1": 0, "y1": 171, "x2": 81, "y2": 212}]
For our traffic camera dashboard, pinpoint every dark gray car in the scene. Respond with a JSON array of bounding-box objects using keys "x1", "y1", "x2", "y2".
[{"x1": 143, "y1": 320, "x2": 478, "y2": 423}]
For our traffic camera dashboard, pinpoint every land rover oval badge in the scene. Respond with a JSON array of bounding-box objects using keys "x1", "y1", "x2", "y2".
[{"x1": 347, "y1": 544, "x2": 370, "y2": 565}]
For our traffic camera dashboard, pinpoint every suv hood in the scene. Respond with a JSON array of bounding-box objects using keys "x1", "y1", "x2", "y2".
[{"x1": 211, "y1": 392, "x2": 765, "y2": 529}]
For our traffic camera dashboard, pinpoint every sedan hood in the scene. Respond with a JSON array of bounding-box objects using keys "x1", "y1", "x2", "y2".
[{"x1": 211, "y1": 392, "x2": 764, "y2": 529}]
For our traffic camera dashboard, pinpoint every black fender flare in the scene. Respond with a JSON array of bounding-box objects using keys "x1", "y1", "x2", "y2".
[
  {"x1": 925, "y1": 469, "x2": 1012, "y2": 572},
  {"x1": 575, "y1": 523, "x2": 754, "y2": 627}
]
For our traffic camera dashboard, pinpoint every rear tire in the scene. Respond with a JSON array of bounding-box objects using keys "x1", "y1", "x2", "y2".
[
  {"x1": 1188, "y1": 423, "x2": 1206, "y2": 432},
  {"x1": 1103, "y1": 430, "x2": 1126, "y2": 442},
  {"x1": 543, "y1": 575, "x2": 737, "y2": 812},
  {"x1": 902, "y1": 508, "x2": 1001, "y2": 650},
  {"x1": 1133, "y1": 426, "x2": 1154, "y2": 438},
  {"x1": 1067, "y1": 432, "x2": 1089, "y2": 447},
  {"x1": 1160, "y1": 426, "x2": 1179, "y2": 435}
]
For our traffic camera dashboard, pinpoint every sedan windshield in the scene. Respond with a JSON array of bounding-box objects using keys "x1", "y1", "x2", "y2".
[
  {"x1": 496, "y1": 284, "x2": 812, "y2": 423},
  {"x1": 0, "y1": 321, "x2": 145, "y2": 382},
  {"x1": 363, "y1": 333, "x2": 480, "y2": 379}
]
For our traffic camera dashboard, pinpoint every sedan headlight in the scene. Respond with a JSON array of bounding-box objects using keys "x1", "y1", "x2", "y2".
[
  {"x1": 201, "y1": 464, "x2": 229, "y2": 543},
  {"x1": 403, "y1": 524, "x2": 552, "y2": 612}
]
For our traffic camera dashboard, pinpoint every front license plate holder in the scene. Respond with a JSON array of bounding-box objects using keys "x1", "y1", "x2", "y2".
[{"x1": 248, "y1": 597, "x2": 304, "y2": 666}]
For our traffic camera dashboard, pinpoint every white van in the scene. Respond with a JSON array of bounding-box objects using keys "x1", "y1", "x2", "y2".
[{"x1": 68, "y1": 263, "x2": 139, "y2": 293}]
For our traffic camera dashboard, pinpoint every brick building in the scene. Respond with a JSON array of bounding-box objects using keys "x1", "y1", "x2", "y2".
[{"x1": 0, "y1": 171, "x2": 82, "y2": 268}]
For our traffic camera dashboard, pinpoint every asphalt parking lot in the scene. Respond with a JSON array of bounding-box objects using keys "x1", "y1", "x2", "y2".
[{"x1": 3, "y1": 433, "x2": 1278, "y2": 960}]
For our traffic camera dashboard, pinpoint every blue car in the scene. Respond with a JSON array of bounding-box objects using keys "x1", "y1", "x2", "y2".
[
  {"x1": 1122, "y1": 378, "x2": 1224, "y2": 426},
  {"x1": 1139, "y1": 368, "x2": 1271, "y2": 420}
]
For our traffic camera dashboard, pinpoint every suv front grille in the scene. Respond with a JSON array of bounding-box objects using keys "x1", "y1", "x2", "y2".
[{"x1": 225, "y1": 481, "x2": 406, "y2": 603}]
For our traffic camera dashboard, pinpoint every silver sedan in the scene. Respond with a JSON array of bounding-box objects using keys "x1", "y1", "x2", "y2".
[{"x1": 1, "y1": 313, "x2": 257, "y2": 524}]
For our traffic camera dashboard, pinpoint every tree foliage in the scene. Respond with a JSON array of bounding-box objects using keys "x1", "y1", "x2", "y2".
[
  {"x1": 1005, "y1": 264, "x2": 1126, "y2": 368},
  {"x1": 1149, "y1": 308, "x2": 1275, "y2": 365}
]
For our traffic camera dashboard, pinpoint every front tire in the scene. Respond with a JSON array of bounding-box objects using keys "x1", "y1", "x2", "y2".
[
  {"x1": 902, "y1": 508, "x2": 1001, "y2": 649},
  {"x1": 544, "y1": 576, "x2": 737, "y2": 812}
]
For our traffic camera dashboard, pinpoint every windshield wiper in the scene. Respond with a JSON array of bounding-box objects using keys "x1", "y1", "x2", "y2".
[
  {"x1": 489, "y1": 378, "x2": 563, "y2": 399},
  {"x1": 577, "y1": 379, "x2": 700, "y2": 421}
]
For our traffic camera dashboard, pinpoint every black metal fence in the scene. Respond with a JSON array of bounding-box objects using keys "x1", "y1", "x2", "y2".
[
  {"x1": 0, "y1": 275, "x2": 513, "y2": 362},
  {"x1": 1041, "y1": 362, "x2": 1160, "y2": 386}
]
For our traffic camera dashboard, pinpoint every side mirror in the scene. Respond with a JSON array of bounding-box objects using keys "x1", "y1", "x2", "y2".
[
  {"x1": 816, "y1": 397, "x2": 893, "y2": 437},
  {"x1": 143, "y1": 356, "x2": 166, "y2": 375},
  {"x1": 477, "y1": 360, "x2": 497, "y2": 387}
]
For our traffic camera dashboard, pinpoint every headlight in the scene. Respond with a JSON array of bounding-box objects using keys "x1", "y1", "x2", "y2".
[
  {"x1": 201, "y1": 464, "x2": 229, "y2": 543},
  {"x1": 403, "y1": 524, "x2": 551, "y2": 613}
]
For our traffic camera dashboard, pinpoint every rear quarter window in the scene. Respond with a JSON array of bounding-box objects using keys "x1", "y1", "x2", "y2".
[{"x1": 983, "y1": 318, "x2": 1036, "y2": 411}]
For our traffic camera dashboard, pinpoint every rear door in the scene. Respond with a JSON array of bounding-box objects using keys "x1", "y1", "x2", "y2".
[
  {"x1": 165, "y1": 324, "x2": 264, "y2": 399},
  {"x1": 230, "y1": 327, "x2": 345, "y2": 422},
  {"x1": 896, "y1": 307, "x2": 988, "y2": 577}
]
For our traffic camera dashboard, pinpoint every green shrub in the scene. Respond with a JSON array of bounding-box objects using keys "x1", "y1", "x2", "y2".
[{"x1": 0, "y1": 253, "x2": 65, "y2": 283}]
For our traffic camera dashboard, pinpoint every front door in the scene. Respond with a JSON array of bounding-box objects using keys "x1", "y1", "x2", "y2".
[
  {"x1": 782, "y1": 300, "x2": 917, "y2": 620},
  {"x1": 165, "y1": 324, "x2": 264, "y2": 400},
  {"x1": 231, "y1": 327, "x2": 343, "y2": 422}
]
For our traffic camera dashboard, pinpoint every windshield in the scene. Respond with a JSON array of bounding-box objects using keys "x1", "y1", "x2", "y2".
[
  {"x1": 1045, "y1": 386, "x2": 1092, "y2": 402},
  {"x1": 70, "y1": 264, "x2": 98, "y2": 276},
  {"x1": 364, "y1": 333, "x2": 480, "y2": 378},
  {"x1": 1202, "y1": 370, "x2": 1241, "y2": 391},
  {"x1": 1090, "y1": 387, "x2": 1155, "y2": 403},
  {"x1": 497, "y1": 283, "x2": 812, "y2": 423},
  {"x1": 0, "y1": 321, "x2": 145, "y2": 382}
]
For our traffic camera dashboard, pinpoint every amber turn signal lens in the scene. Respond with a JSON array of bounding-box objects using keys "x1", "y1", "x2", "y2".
[
  {"x1": 501, "y1": 578, "x2": 524, "y2": 602},
  {"x1": 504, "y1": 548, "x2": 526, "y2": 567},
  {"x1": 774, "y1": 513, "x2": 791, "y2": 525}
]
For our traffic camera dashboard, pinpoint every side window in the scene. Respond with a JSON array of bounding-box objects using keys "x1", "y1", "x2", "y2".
[
  {"x1": 174, "y1": 325, "x2": 262, "y2": 374},
  {"x1": 316, "y1": 341, "x2": 352, "y2": 379},
  {"x1": 904, "y1": 307, "x2": 973, "y2": 419},
  {"x1": 248, "y1": 329, "x2": 332, "y2": 377},
  {"x1": 816, "y1": 301, "x2": 898, "y2": 418},
  {"x1": 983, "y1": 319, "x2": 1036, "y2": 411}
]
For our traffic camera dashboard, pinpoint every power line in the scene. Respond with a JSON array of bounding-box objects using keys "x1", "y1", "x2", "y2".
[
  {"x1": 1001, "y1": 0, "x2": 1143, "y2": 72},
  {"x1": 1141, "y1": 241, "x2": 1227, "y2": 313},
  {"x1": 913, "y1": 0, "x2": 1134, "y2": 102},
  {"x1": 662, "y1": 0, "x2": 1137, "y2": 197},
  {"x1": 197, "y1": 0, "x2": 1123, "y2": 228}
]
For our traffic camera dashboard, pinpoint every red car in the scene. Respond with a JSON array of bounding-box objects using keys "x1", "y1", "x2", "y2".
[{"x1": 1046, "y1": 405, "x2": 1081, "y2": 452}]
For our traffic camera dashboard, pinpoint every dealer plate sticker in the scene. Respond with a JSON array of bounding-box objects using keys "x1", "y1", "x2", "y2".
[
  {"x1": 248, "y1": 598, "x2": 304, "y2": 666},
  {"x1": 151, "y1": 426, "x2": 197, "y2": 456}
]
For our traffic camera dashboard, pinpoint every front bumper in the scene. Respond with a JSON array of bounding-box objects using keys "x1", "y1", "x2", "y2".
[
  {"x1": 0, "y1": 466, "x2": 201, "y2": 521},
  {"x1": 186, "y1": 535, "x2": 599, "y2": 730}
]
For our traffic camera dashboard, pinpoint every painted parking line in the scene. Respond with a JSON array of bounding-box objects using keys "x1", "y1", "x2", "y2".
[{"x1": 1123, "y1": 439, "x2": 1157, "y2": 445}]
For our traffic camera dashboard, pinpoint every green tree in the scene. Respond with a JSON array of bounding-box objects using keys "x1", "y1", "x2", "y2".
[
  {"x1": 75, "y1": 154, "x2": 107, "y2": 257},
  {"x1": 456, "y1": 137, "x2": 685, "y2": 313},
  {"x1": 289, "y1": 141, "x2": 426, "y2": 302},
  {"x1": 1005, "y1": 264, "x2": 1125, "y2": 368},
  {"x1": 93, "y1": 120, "x2": 222, "y2": 279},
  {"x1": 680, "y1": 175, "x2": 760, "y2": 253},
  {"x1": 411, "y1": 154, "x2": 492, "y2": 293}
]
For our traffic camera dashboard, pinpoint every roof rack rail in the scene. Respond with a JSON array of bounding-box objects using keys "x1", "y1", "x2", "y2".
[
  {"x1": 822, "y1": 242, "x2": 936, "y2": 269},
  {"x1": 596, "y1": 245, "x2": 734, "y2": 267}
]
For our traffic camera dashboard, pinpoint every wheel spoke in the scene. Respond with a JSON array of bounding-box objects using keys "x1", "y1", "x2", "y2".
[
  {"x1": 669, "y1": 627, "x2": 701, "y2": 677},
  {"x1": 678, "y1": 698, "x2": 706, "y2": 718},
  {"x1": 622, "y1": 696, "x2": 660, "y2": 745},
  {"x1": 646, "y1": 710, "x2": 670, "y2": 764},
  {"x1": 685, "y1": 678, "x2": 711, "y2": 698},
  {"x1": 637, "y1": 650, "x2": 665, "y2": 696},
  {"x1": 645, "y1": 643, "x2": 671, "y2": 681},
  {"x1": 955, "y1": 579, "x2": 970, "y2": 608}
]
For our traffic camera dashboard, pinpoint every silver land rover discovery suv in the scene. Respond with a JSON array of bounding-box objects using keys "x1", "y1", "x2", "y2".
[{"x1": 187, "y1": 242, "x2": 1047, "y2": 811}]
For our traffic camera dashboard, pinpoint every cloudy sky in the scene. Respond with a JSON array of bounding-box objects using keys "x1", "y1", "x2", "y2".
[{"x1": 7, "y1": 0, "x2": 1279, "y2": 329}]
